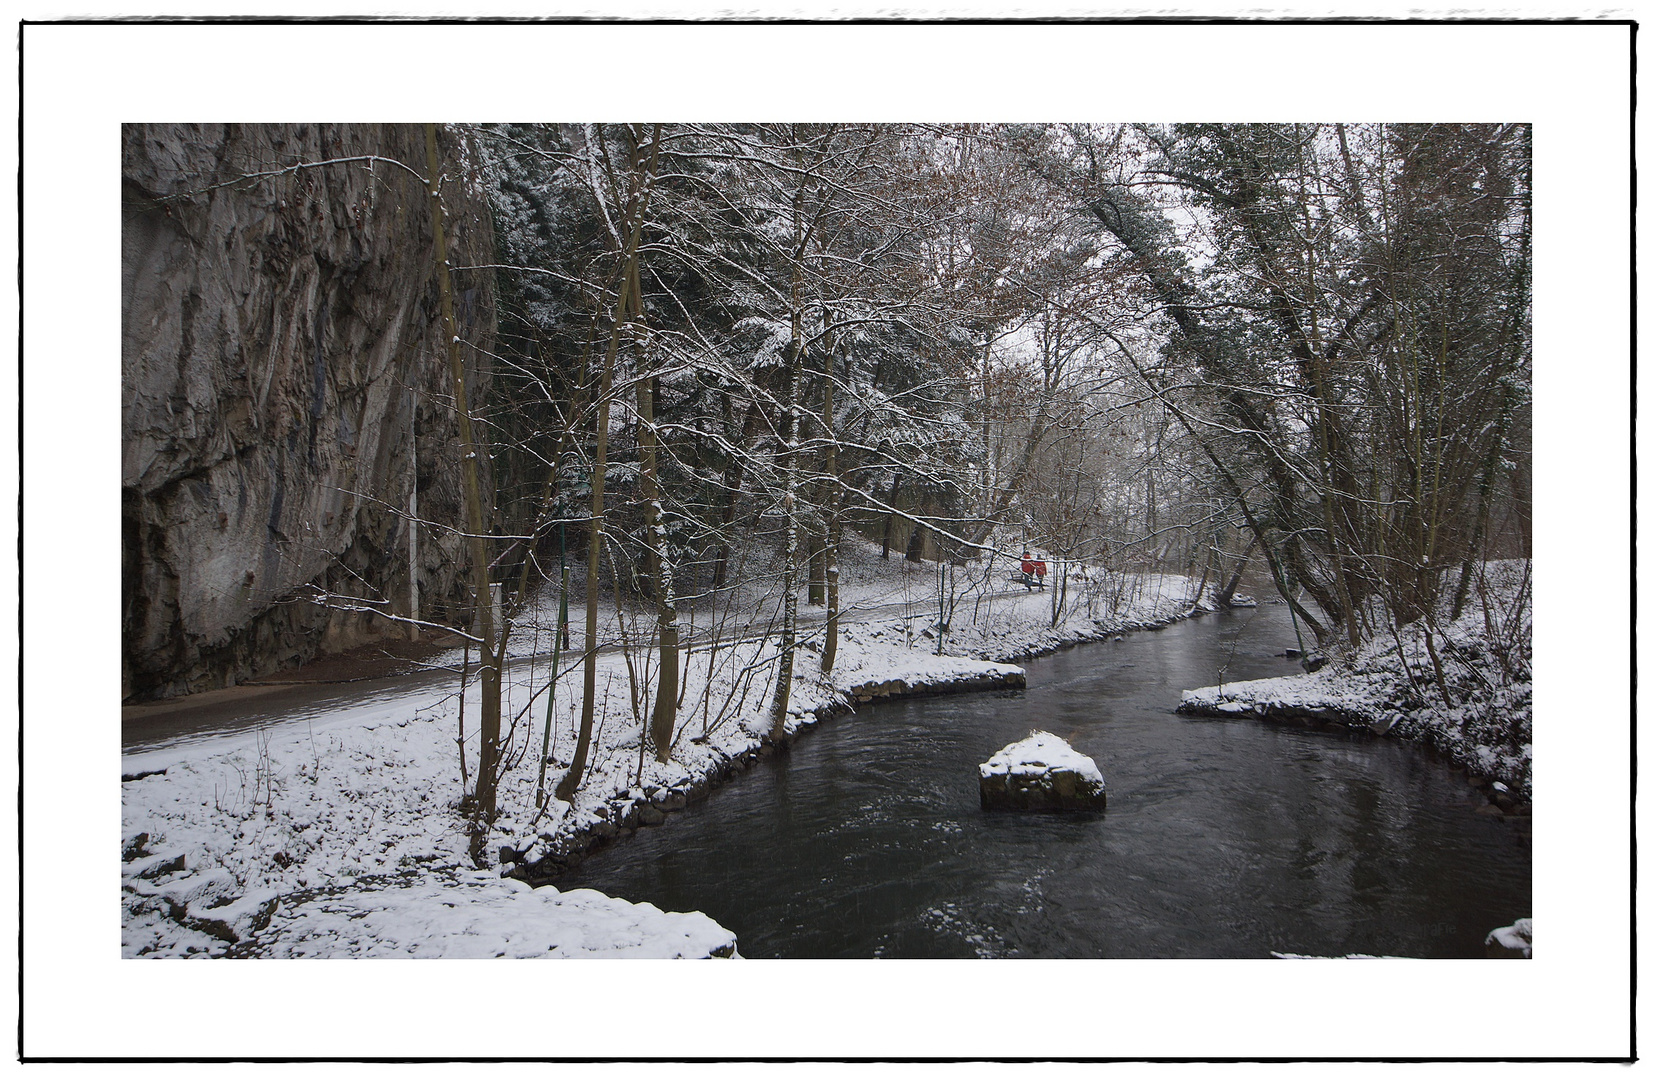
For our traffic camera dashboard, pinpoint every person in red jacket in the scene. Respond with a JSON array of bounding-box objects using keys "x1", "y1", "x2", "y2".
[
  {"x1": 1020, "y1": 551, "x2": 1037, "y2": 589},
  {"x1": 1032, "y1": 556, "x2": 1048, "y2": 588}
]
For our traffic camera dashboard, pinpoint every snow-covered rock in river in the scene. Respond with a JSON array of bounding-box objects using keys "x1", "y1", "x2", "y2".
[
  {"x1": 1484, "y1": 917, "x2": 1532, "y2": 959},
  {"x1": 978, "y1": 730, "x2": 1106, "y2": 811}
]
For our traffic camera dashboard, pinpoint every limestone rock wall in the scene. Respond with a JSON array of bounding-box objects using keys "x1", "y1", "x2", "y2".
[{"x1": 122, "y1": 123, "x2": 497, "y2": 701}]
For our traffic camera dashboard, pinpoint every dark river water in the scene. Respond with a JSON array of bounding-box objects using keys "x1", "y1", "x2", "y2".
[{"x1": 557, "y1": 603, "x2": 1532, "y2": 958}]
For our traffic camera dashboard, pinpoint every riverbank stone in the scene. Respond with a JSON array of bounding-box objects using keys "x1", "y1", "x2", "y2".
[{"x1": 978, "y1": 730, "x2": 1107, "y2": 812}]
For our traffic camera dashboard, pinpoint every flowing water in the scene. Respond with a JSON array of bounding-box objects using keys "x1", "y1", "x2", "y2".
[{"x1": 557, "y1": 603, "x2": 1531, "y2": 958}]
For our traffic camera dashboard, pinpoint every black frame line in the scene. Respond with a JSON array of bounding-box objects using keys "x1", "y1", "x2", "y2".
[{"x1": 19, "y1": 12, "x2": 1628, "y2": 1065}]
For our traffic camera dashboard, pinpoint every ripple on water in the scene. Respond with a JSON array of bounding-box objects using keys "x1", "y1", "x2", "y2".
[{"x1": 918, "y1": 901, "x2": 1011, "y2": 958}]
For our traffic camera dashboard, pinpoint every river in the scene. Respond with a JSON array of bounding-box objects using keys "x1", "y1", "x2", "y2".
[{"x1": 556, "y1": 602, "x2": 1532, "y2": 958}]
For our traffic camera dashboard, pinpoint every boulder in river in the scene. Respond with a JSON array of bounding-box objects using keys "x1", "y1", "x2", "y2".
[{"x1": 978, "y1": 730, "x2": 1107, "y2": 811}]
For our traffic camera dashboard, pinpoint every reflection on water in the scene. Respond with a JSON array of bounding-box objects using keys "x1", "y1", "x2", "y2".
[{"x1": 558, "y1": 605, "x2": 1531, "y2": 958}]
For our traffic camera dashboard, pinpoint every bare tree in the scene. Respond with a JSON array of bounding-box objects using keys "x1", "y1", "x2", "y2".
[{"x1": 557, "y1": 124, "x2": 663, "y2": 801}]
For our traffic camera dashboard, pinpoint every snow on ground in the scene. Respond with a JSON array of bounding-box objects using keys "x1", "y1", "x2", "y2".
[
  {"x1": 1179, "y1": 562, "x2": 1533, "y2": 801},
  {"x1": 1179, "y1": 669, "x2": 1394, "y2": 726},
  {"x1": 120, "y1": 535, "x2": 1221, "y2": 958},
  {"x1": 235, "y1": 871, "x2": 736, "y2": 958}
]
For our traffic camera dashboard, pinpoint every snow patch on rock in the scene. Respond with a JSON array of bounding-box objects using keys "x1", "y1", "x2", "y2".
[{"x1": 979, "y1": 730, "x2": 1104, "y2": 784}]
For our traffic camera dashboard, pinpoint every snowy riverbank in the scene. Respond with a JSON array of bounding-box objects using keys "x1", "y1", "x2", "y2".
[
  {"x1": 122, "y1": 550, "x2": 1535, "y2": 958},
  {"x1": 123, "y1": 541, "x2": 1213, "y2": 957},
  {"x1": 1178, "y1": 562, "x2": 1533, "y2": 807}
]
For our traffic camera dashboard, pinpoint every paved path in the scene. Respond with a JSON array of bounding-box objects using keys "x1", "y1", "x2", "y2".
[{"x1": 121, "y1": 585, "x2": 1040, "y2": 759}]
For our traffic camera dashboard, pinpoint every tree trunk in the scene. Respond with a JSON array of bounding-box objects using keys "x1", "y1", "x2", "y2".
[
  {"x1": 711, "y1": 399, "x2": 758, "y2": 589},
  {"x1": 905, "y1": 514, "x2": 927, "y2": 563},
  {"x1": 821, "y1": 328, "x2": 841, "y2": 674},
  {"x1": 1216, "y1": 535, "x2": 1259, "y2": 608},
  {"x1": 768, "y1": 258, "x2": 804, "y2": 741},
  {"x1": 535, "y1": 524, "x2": 570, "y2": 810},
  {"x1": 807, "y1": 534, "x2": 826, "y2": 606},
  {"x1": 557, "y1": 125, "x2": 660, "y2": 803},
  {"x1": 1192, "y1": 543, "x2": 1214, "y2": 607},
  {"x1": 407, "y1": 388, "x2": 420, "y2": 642},
  {"x1": 424, "y1": 124, "x2": 500, "y2": 822},
  {"x1": 555, "y1": 318, "x2": 615, "y2": 804},
  {"x1": 637, "y1": 346, "x2": 681, "y2": 762},
  {"x1": 880, "y1": 472, "x2": 901, "y2": 559}
]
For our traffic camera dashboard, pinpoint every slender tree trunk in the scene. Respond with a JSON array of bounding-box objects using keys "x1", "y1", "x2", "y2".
[
  {"x1": 1192, "y1": 542, "x2": 1214, "y2": 607},
  {"x1": 407, "y1": 389, "x2": 420, "y2": 641},
  {"x1": 820, "y1": 330, "x2": 841, "y2": 674},
  {"x1": 1452, "y1": 279, "x2": 1527, "y2": 619},
  {"x1": 808, "y1": 536, "x2": 827, "y2": 606},
  {"x1": 424, "y1": 123, "x2": 500, "y2": 821},
  {"x1": 1216, "y1": 535, "x2": 1259, "y2": 607},
  {"x1": 638, "y1": 357, "x2": 681, "y2": 761},
  {"x1": 535, "y1": 523, "x2": 569, "y2": 810},
  {"x1": 1423, "y1": 623, "x2": 1455, "y2": 708},
  {"x1": 769, "y1": 260, "x2": 804, "y2": 741},
  {"x1": 557, "y1": 125, "x2": 660, "y2": 803},
  {"x1": 905, "y1": 500, "x2": 928, "y2": 563},
  {"x1": 937, "y1": 555, "x2": 948, "y2": 654},
  {"x1": 880, "y1": 472, "x2": 901, "y2": 559},
  {"x1": 556, "y1": 330, "x2": 613, "y2": 804},
  {"x1": 456, "y1": 640, "x2": 470, "y2": 789},
  {"x1": 711, "y1": 399, "x2": 758, "y2": 589}
]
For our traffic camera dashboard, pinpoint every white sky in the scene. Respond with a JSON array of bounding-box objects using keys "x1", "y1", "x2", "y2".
[{"x1": 5, "y1": 10, "x2": 1636, "y2": 1068}]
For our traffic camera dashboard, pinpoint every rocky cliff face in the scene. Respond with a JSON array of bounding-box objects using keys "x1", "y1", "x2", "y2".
[{"x1": 122, "y1": 123, "x2": 497, "y2": 701}]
